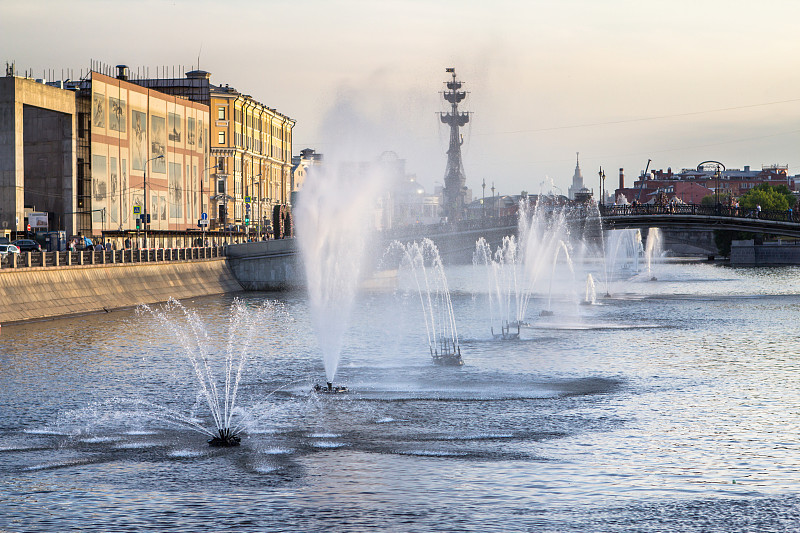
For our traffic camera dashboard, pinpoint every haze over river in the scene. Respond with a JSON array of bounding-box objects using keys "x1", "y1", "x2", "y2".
[{"x1": 2, "y1": 260, "x2": 800, "y2": 531}]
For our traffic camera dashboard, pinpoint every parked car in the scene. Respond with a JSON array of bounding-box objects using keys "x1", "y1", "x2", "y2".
[
  {"x1": 0, "y1": 244, "x2": 20, "y2": 258},
  {"x1": 12, "y1": 239, "x2": 41, "y2": 252}
]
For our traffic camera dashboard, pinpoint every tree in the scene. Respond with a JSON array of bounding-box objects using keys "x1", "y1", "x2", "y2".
[
  {"x1": 737, "y1": 183, "x2": 793, "y2": 211},
  {"x1": 711, "y1": 184, "x2": 795, "y2": 257}
]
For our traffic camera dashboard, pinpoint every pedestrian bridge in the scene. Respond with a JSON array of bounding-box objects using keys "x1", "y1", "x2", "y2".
[{"x1": 599, "y1": 204, "x2": 800, "y2": 238}]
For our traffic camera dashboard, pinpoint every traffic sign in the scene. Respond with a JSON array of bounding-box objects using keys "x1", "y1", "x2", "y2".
[
  {"x1": 133, "y1": 205, "x2": 141, "y2": 215},
  {"x1": 198, "y1": 219, "x2": 209, "y2": 227},
  {"x1": 201, "y1": 212, "x2": 208, "y2": 220},
  {"x1": 244, "y1": 196, "x2": 251, "y2": 204}
]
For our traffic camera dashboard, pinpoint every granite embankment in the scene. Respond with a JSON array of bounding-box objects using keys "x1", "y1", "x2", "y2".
[{"x1": 0, "y1": 258, "x2": 242, "y2": 324}]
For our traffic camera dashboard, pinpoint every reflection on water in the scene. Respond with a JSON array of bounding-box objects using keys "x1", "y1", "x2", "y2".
[{"x1": 2, "y1": 261, "x2": 800, "y2": 531}]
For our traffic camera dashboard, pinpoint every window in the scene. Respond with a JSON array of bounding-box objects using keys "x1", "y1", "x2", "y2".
[
  {"x1": 218, "y1": 131, "x2": 225, "y2": 144},
  {"x1": 217, "y1": 157, "x2": 225, "y2": 173},
  {"x1": 217, "y1": 178, "x2": 226, "y2": 194},
  {"x1": 217, "y1": 107, "x2": 225, "y2": 120}
]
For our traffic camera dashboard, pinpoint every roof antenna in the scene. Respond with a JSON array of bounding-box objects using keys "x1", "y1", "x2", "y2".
[{"x1": 197, "y1": 42, "x2": 202, "y2": 70}]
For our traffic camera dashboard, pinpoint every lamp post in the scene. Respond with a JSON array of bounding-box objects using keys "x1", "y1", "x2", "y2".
[
  {"x1": 598, "y1": 167, "x2": 606, "y2": 207},
  {"x1": 143, "y1": 154, "x2": 164, "y2": 248},
  {"x1": 482, "y1": 178, "x2": 486, "y2": 219}
]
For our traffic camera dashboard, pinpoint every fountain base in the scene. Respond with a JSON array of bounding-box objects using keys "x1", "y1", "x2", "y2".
[
  {"x1": 432, "y1": 353, "x2": 464, "y2": 366},
  {"x1": 539, "y1": 310, "x2": 554, "y2": 317},
  {"x1": 208, "y1": 429, "x2": 241, "y2": 447},
  {"x1": 314, "y1": 382, "x2": 348, "y2": 394},
  {"x1": 492, "y1": 320, "x2": 520, "y2": 340}
]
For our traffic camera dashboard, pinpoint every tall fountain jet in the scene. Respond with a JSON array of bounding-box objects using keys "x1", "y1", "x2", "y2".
[{"x1": 440, "y1": 67, "x2": 470, "y2": 221}]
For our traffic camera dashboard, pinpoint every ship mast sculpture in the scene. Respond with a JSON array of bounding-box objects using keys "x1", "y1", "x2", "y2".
[{"x1": 440, "y1": 67, "x2": 470, "y2": 221}]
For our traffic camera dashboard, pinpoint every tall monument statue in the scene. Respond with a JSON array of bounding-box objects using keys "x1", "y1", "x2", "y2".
[{"x1": 440, "y1": 67, "x2": 470, "y2": 221}]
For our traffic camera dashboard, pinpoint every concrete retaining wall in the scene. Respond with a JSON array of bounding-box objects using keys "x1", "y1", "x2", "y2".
[
  {"x1": 0, "y1": 258, "x2": 242, "y2": 324},
  {"x1": 226, "y1": 239, "x2": 303, "y2": 290},
  {"x1": 730, "y1": 239, "x2": 800, "y2": 266}
]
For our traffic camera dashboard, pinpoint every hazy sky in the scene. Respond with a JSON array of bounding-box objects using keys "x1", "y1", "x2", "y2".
[{"x1": 4, "y1": 0, "x2": 800, "y2": 196}]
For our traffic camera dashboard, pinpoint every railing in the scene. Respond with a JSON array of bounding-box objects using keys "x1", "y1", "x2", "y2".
[
  {"x1": 0, "y1": 246, "x2": 226, "y2": 270},
  {"x1": 599, "y1": 203, "x2": 799, "y2": 223},
  {"x1": 382, "y1": 214, "x2": 518, "y2": 242}
]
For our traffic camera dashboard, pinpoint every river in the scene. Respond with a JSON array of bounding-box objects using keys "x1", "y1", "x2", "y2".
[{"x1": 1, "y1": 259, "x2": 800, "y2": 531}]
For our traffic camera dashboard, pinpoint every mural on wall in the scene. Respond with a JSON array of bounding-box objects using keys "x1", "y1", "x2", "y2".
[
  {"x1": 168, "y1": 112, "x2": 182, "y2": 143},
  {"x1": 92, "y1": 154, "x2": 107, "y2": 225},
  {"x1": 131, "y1": 110, "x2": 147, "y2": 171},
  {"x1": 110, "y1": 157, "x2": 119, "y2": 224},
  {"x1": 198, "y1": 119, "x2": 204, "y2": 150},
  {"x1": 121, "y1": 160, "x2": 128, "y2": 224},
  {"x1": 187, "y1": 117, "x2": 196, "y2": 146},
  {"x1": 133, "y1": 191, "x2": 143, "y2": 213},
  {"x1": 109, "y1": 97, "x2": 126, "y2": 133},
  {"x1": 169, "y1": 162, "x2": 183, "y2": 219},
  {"x1": 92, "y1": 93, "x2": 105, "y2": 128},
  {"x1": 151, "y1": 115, "x2": 166, "y2": 173},
  {"x1": 150, "y1": 194, "x2": 158, "y2": 225},
  {"x1": 159, "y1": 193, "x2": 167, "y2": 221}
]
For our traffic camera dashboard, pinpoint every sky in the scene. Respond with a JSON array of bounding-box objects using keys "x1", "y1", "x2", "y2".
[{"x1": 4, "y1": 0, "x2": 800, "y2": 197}]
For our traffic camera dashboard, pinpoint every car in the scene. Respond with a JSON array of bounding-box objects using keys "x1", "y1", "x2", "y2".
[
  {"x1": 12, "y1": 239, "x2": 41, "y2": 252},
  {"x1": 0, "y1": 244, "x2": 20, "y2": 258}
]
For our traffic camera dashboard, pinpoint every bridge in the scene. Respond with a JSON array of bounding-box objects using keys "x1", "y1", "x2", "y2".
[
  {"x1": 599, "y1": 204, "x2": 800, "y2": 238},
  {"x1": 227, "y1": 203, "x2": 800, "y2": 289}
]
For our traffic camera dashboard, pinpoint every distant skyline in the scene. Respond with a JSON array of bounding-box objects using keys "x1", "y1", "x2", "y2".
[{"x1": 4, "y1": 0, "x2": 800, "y2": 196}]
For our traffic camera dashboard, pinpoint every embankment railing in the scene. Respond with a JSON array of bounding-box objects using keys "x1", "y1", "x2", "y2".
[{"x1": 0, "y1": 246, "x2": 227, "y2": 270}]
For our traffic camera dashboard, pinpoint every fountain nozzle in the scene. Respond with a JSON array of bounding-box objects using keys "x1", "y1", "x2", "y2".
[{"x1": 208, "y1": 428, "x2": 241, "y2": 447}]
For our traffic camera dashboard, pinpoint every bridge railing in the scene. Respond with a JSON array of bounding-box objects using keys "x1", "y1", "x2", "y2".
[
  {"x1": 599, "y1": 203, "x2": 798, "y2": 223},
  {"x1": 382, "y1": 215, "x2": 518, "y2": 241}
]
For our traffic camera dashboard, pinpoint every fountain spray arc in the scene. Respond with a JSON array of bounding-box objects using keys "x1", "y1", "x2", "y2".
[
  {"x1": 141, "y1": 298, "x2": 284, "y2": 447},
  {"x1": 295, "y1": 164, "x2": 383, "y2": 387},
  {"x1": 388, "y1": 239, "x2": 463, "y2": 366},
  {"x1": 440, "y1": 67, "x2": 470, "y2": 222}
]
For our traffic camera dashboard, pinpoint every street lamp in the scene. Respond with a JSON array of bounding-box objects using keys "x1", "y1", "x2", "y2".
[
  {"x1": 144, "y1": 154, "x2": 164, "y2": 247},
  {"x1": 482, "y1": 178, "x2": 486, "y2": 218},
  {"x1": 598, "y1": 167, "x2": 606, "y2": 207}
]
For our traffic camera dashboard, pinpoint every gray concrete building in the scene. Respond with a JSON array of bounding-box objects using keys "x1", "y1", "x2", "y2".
[{"x1": 0, "y1": 75, "x2": 77, "y2": 235}]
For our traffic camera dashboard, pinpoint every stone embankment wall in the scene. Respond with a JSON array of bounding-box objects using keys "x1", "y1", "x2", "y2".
[
  {"x1": 0, "y1": 259, "x2": 242, "y2": 324},
  {"x1": 226, "y1": 239, "x2": 303, "y2": 291},
  {"x1": 730, "y1": 239, "x2": 800, "y2": 266}
]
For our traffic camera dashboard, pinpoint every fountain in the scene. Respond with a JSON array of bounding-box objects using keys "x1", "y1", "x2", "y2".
[
  {"x1": 475, "y1": 195, "x2": 586, "y2": 328},
  {"x1": 644, "y1": 227, "x2": 663, "y2": 281},
  {"x1": 294, "y1": 164, "x2": 385, "y2": 390},
  {"x1": 140, "y1": 298, "x2": 284, "y2": 447},
  {"x1": 582, "y1": 273, "x2": 597, "y2": 305},
  {"x1": 387, "y1": 239, "x2": 463, "y2": 366}
]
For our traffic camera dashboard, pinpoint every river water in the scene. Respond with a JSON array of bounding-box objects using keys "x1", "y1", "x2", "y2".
[{"x1": 2, "y1": 259, "x2": 800, "y2": 531}]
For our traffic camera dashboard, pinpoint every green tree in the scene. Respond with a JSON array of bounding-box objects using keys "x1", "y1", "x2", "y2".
[
  {"x1": 711, "y1": 184, "x2": 795, "y2": 257},
  {"x1": 737, "y1": 183, "x2": 793, "y2": 211}
]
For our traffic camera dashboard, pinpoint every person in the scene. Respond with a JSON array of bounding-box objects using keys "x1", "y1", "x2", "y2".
[
  {"x1": 756, "y1": 204, "x2": 762, "y2": 218},
  {"x1": 95, "y1": 241, "x2": 104, "y2": 251},
  {"x1": 124, "y1": 237, "x2": 131, "y2": 249}
]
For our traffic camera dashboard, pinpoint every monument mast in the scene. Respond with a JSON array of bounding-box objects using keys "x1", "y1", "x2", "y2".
[{"x1": 440, "y1": 67, "x2": 470, "y2": 221}]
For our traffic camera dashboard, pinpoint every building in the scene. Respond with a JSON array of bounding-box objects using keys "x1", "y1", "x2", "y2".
[
  {"x1": 0, "y1": 72, "x2": 77, "y2": 235},
  {"x1": 81, "y1": 68, "x2": 210, "y2": 235},
  {"x1": 0, "y1": 65, "x2": 210, "y2": 237},
  {"x1": 568, "y1": 152, "x2": 585, "y2": 200},
  {"x1": 614, "y1": 163, "x2": 792, "y2": 204},
  {"x1": 291, "y1": 148, "x2": 323, "y2": 192},
  {"x1": 135, "y1": 70, "x2": 295, "y2": 233}
]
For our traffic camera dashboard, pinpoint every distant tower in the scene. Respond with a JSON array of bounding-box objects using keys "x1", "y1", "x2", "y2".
[
  {"x1": 440, "y1": 68, "x2": 470, "y2": 220},
  {"x1": 568, "y1": 152, "x2": 584, "y2": 200}
]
